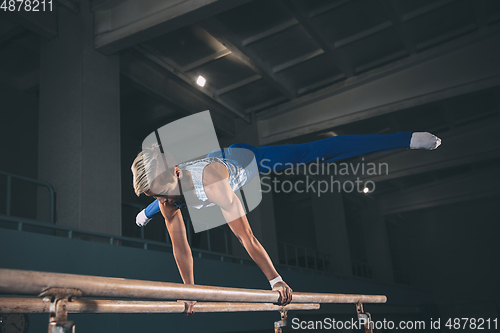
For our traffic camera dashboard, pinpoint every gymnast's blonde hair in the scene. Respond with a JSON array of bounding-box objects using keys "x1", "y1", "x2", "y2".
[{"x1": 131, "y1": 144, "x2": 176, "y2": 196}]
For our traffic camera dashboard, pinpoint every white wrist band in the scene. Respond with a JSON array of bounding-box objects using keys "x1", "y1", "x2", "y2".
[{"x1": 269, "y1": 276, "x2": 283, "y2": 288}]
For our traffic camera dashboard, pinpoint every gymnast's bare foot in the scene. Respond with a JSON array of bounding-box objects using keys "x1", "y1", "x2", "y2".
[{"x1": 410, "y1": 132, "x2": 442, "y2": 150}]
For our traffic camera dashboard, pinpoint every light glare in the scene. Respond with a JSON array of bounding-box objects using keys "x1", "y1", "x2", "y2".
[{"x1": 196, "y1": 76, "x2": 206, "y2": 87}]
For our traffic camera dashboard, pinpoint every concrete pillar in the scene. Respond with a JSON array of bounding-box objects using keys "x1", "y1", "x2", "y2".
[
  {"x1": 360, "y1": 197, "x2": 394, "y2": 283},
  {"x1": 0, "y1": 83, "x2": 38, "y2": 179},
  {"x1": 310, "y1": 175, "x2": 352, "y2": 276},
  {"x1": 38, "y1": 2, "x2": 121, "y2": 235},
  {"x1": 221, "y1": 117, "x2": 279, "y2": 262}
]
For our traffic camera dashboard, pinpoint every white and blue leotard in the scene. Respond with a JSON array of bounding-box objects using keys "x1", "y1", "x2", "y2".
[
  {"x1": 176, "y1": 157, "x2": 248, "y2": 209},
  {"x1": 144, "y1": 132, "x2": 413, "y2": 218}
]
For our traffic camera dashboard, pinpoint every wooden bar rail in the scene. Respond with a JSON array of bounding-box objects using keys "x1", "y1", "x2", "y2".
[
  {"x1": 0, "y1": 269, "x2": 387, "y2": 304},
  {"x1": 0, "y1": 298, "x2": 320, "y2": 313}
]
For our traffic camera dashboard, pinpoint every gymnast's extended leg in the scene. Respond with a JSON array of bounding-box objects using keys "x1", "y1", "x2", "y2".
[{"x1": 137, "y1": 131, "x2": 440, "y2": 224}]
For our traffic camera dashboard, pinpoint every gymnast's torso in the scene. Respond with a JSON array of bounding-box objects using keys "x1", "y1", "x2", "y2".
[{"x1": 172, "y1": 157, "x2": 248, "y2": 209}]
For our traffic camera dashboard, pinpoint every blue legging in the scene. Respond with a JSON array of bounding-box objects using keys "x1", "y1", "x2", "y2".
[{"x1": 144, "y1": 132, "x2": 412, "y2": 217}]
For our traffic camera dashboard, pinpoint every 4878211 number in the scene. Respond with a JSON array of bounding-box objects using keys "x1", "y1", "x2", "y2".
[
  {"x1": 1, "y1": 0, "x2": 53, "y2": 11},
  {"x1": 445, "y1": 318, "x2": 497, "y2": 330}
]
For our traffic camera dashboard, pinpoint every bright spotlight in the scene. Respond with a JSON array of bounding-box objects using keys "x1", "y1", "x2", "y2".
[
  {"x1": 363, "y1": 187, "x2": 369, "y2": 193},
  {"x1": 196, "y1": 76, "x2": 206, "y2": 87}
]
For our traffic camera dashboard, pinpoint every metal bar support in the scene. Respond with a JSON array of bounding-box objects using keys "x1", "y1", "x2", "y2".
[
  {"x1": 39, "y1": 287, "x2": 83, "y2": 333},
  {"x1": 356, "y1": 302, "x2": 374, "y2": 333},
  {"x1": 274, "y1": 309, "x2": 288, "y2": 333}
]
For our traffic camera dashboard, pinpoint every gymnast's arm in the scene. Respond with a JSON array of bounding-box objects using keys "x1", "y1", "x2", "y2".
[
  {"x1": 203, "y1": 164, "x2": 293, "y2": 305},
  {"x1": 159, "y1": 203, "x2": 193, "y2": 283},
  {"x1": 134, "y1": 200, "x2": 161, "y2": 228},
  {"x1": 158, "y1": 202, "x2": 196, "y2": 315},
  {"x1": 145, "y1": 200, "x2": 161, "y2": 217}
]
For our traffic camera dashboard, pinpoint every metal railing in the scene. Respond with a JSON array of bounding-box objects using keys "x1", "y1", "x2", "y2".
[
  {"x1": 122, "y1": 201, "x2": 231, "y2": 255},
  {"x1": 0, "y1": 172, "x2": 354, "y2": 276},
  {"x1": 0, "y1": 211, "x2": 340, "y2": 276},
  {"x1": 278, "y1": 241, "x2": 330, "y2": 272},
  {"x1": 394, "y1": 270, "x2": 412, "y2": 286},
  {"x1": 352, "y1": 260, "x2": 373, "y2": 279},
  {"x1": 0, "y1": 171, "x2": 55, "y2": 223},
  {"x1": 0, "y1": 213, "x2": 254, "y2": 265}
]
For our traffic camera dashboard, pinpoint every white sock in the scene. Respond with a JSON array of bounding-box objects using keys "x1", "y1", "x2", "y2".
[
  {"x1": 410, "y1": 132, "x2": 442, "y2": 150},
  {"x1": 136, "y1": 209, "x2": 152, "y2": 227}
]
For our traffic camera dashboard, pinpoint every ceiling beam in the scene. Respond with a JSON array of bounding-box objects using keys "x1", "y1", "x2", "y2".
[
  {"x1": 334, "y1": 21, "x2": 393, "y2": 48},
  {"x1": 242, "y1": 19, "x2": 298, "y2": 46},
  {"x1": 216, "y1": 74, "x2": 261, "y2": 96},
  {"x1": 401, "y1": 0, "x2": 456, "y2": 22},
  {"x1": 120, "y1": 53, "x2": 235, "y2": 138},
  {"x1": 281, "y1": 0, "x2": 354, "y2": 78},
  {"x1": 273, "y1": 49, "x2": 323, "y2": 73},
  {"x1": 181, "y1": 49, "x2": 231, "y2": 72},
  {"x1": 0, "y1": 7, "x2": 57, "y2": 39},
  {"x1": 94, "y1": 0, "x2": 252, "y2": 55},
  {"x1": 309, "y1": 0, "x2": 352, "y2": 18},
  {"x1": 133, "y1": 45, "x2": 248, "y2": 122},
  {"x1": 198, "y1": 19, "x2": 297, "y2": 100},
  {"x1": 381, "y1": 0, "x2": 416, "y2": 54},
  {"x1": 256, "y1": 27, "x2": 500, "y2": 144},
  {"x1": 297, "y1": 74, "x2": 344, "y2": 96},
  {"x1": 245, "y1": 96, "x2": 288, "y2": 114},
  {"x1": 354, "y1": 49, "x2": 407, "y2": 73},
  {"x1": 416, "y1": 24, "x2": 476, "y2": 51}
]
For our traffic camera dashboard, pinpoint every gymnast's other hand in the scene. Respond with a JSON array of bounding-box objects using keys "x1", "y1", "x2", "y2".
[
  {"x1": 272, "y1": 281, "x2": 293, "y2": 306},
  {"x1": 179, "y1": 300, "x2": 197, "y2": 316}
]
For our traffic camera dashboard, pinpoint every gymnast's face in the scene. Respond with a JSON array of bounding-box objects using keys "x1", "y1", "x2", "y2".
[
  {"x1": 145, "y1": 180, "x2": 181, "y2": 204},
  {"x1": 145, "y1": 166, "x2": 183, "y2": 204},
  {"x1": 148, "y1": 193, "x2": 172, "y2": 204}
]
